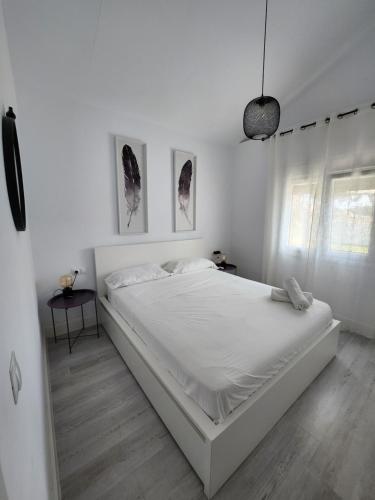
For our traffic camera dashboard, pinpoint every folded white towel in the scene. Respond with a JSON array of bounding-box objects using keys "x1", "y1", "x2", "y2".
[
  {"x1": 271, "y1": 287, "x2": 313, "y2": 306},
  {"x1": 283, "y1": 277, "x2": 311, "y2": 310}
]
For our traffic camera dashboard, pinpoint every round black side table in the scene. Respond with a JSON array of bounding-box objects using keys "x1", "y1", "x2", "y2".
[
  {"x1": 218, "y1": 263, "x2": 238, "y2": 275},
  {"x1": 47, "y1": 289, "x2": 99, "y2": 353}
]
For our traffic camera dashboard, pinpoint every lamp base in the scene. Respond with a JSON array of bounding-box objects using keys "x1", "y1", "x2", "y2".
[{"x1": 62, "y1": 287, "x2": 73, "y2": 298}]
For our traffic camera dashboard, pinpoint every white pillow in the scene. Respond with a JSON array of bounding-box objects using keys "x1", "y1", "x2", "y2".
[
  {"x1": 105, "y1": 263, "x2": 170, "y2": 290},
  {"x1": 162, "y1": 257, "x2": 217, "y2": 274}
]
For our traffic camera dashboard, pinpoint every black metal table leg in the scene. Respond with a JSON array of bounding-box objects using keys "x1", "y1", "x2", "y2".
[
  {"x1": 81, "y1": 304, "x2": 85, "y2": 330},
  {"x1": 94, "y1": 297, "x2": 99, "y2": 338},
  {"x1": 65, "y1": 308, "x2": 72, "y2": 354},
  {"x1": 51, "y1": 308, "x2": 57, "y2": 343}
]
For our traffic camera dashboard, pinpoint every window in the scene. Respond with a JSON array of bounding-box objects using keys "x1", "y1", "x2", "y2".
[
  {"x1": 328, "y1": 172, "x2": 375, "y2": 255},
  {"x1": 287, "y1": 182, "x2": 316, "y2": 249},
  {"x1": 285, "y1": 171, "x2": 375, "y2": 256}
]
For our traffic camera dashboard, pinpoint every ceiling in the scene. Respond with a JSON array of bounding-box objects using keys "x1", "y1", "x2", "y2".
[{"x1": 3, "y1": 0, "x2": 375, "y2": 145}]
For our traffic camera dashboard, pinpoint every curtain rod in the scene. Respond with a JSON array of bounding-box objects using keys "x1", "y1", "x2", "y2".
[
  {"x1": 300, "y1": 121, "x2": 316, "y2": 130},
  {"x1": 337, "y1": 108, "x2": 358, "y2": 119},
  {"x1": 279, "y1": 128, "x2": 293, "y2": 136},
  {"x1": 276, "y1": 101, "x2": 375, "y2": 138}
]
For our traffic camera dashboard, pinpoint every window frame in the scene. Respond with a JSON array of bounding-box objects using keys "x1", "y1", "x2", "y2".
[{"x1": 323, "y1": 167, "x2": 375, "y2": 261}]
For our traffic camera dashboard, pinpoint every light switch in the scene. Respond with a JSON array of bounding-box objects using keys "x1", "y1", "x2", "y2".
[{"x1": 9, "y1": 351, "x2": 22, "y2": 404}]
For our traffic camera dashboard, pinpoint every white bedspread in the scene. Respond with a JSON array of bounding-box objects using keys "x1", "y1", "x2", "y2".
[{"x1": 108, "y1": 270, "x2": 333, "y2": 422}]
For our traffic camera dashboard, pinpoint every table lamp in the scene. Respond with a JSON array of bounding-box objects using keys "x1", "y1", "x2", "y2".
[{"x1": 59, "y1": 271, "x2": 78, "y2": 298}]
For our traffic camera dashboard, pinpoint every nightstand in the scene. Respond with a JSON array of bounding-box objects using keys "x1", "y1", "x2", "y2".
[
  {"x1": 218, "y1": 263, "x2": 237, "y2": 275},
  {"x1": 47, "y1": 289, "x2": 99, "y2": 353}
]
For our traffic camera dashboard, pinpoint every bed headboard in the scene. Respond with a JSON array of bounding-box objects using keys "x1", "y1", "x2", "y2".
[{"x1": 94, "y1": 238, "x2": 208, "y2": 296}]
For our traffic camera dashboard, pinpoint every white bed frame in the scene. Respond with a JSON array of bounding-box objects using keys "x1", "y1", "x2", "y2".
[{"x1": 94, "y1": 239, "x2": 340, "y2": 498}]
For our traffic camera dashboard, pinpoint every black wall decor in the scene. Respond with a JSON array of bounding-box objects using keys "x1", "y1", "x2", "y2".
[{"x1": 2, "y1": 107, "x2": 26, "y2": 231}]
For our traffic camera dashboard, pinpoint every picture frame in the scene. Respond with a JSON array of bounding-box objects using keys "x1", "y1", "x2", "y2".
[
  {"x1": 115, "y1": 135, "x2": 148, "y2": 234},
  {"x1": 173, "y1": 149, "x2": 196, "y2": 232}
]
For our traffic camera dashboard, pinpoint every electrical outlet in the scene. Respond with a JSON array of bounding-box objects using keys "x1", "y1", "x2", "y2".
[{"x1": 71, "y1": 267, "x2": 86, "y2": 275}]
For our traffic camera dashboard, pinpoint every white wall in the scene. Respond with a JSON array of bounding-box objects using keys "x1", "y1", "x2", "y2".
[
  {"x1": 231, "y1": 141, "x2": 268, "y2": 281},
  {"x1": 0, "y1": 3, "x2": 56, "y2": 499},
  {"x1": 232, "y1": 28, "x2": 375, "y2": 280},
  {"x1": 280, "y1": 26, "x2": 375, "y2": 130},
  {"x1": 16, "y1": 89, "x2": 234, "y2": 334}
]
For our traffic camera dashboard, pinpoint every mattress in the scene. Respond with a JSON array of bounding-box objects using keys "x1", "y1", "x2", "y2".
[{"x1": 108, "y1": 269, "x2": 333, "y2": 423}]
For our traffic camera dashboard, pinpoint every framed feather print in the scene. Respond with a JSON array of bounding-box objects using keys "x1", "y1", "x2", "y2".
[
  {"x1": 115, "y1": 135, "x2": 148, "y2": 234},
  {"x1": 173, "y1": 149, "x2": 196, "y2": 232}
]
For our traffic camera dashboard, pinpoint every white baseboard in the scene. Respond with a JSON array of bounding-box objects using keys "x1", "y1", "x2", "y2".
[
  {"x1": 334, "y1": 314, "x2": 375, "y2": 339},
  {"x1": 42, "y1": 334, "x2": 61, "y2": 499}
]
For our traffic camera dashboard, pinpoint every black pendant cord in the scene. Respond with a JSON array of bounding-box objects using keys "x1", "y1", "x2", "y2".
[{"x1": 261, "y1": 0, "x2": 268, "y2": 97}]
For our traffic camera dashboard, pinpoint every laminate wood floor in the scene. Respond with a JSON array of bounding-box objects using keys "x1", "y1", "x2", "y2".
[{"x1": 48, "y1": 330, "x2": 375, "y2": 500}]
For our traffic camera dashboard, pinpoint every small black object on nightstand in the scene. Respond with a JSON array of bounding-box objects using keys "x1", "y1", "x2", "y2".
[
  {"x1": 47, "y1": 289, "x2": 99, "y2": 353},
  {"x1": 218, "y1": 263, "x2": 237, "y2": 275}
]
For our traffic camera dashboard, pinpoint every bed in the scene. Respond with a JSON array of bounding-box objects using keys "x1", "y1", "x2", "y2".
[{"x1": 95, "y1": 239, "x2": 340, "y2": 498}]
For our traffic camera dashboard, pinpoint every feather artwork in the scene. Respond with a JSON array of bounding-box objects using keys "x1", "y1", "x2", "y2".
[
  {"x1": 122, "y1": 144, "x2": 141, "y2": 228},
  {"x1": 178, "y1": 160, "x2": 193, "y2": 225}
]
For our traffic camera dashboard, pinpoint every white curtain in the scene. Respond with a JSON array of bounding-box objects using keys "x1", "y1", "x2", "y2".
[{"x1": 263, "y1": 105, "x2": 375, "y2": 337}]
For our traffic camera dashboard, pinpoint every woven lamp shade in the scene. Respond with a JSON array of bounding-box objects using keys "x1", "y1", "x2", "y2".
[{"x1": 243, "y1": 95, "x2": 280, "y2": 140}]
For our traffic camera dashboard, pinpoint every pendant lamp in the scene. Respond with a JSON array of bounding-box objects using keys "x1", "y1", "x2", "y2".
[{"x1": 243, "y1": 0, "x2": 280, "y2": 140}]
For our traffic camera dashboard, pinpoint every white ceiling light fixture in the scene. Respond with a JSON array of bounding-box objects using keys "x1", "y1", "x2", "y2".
[{"x1": 242, "y1": 0, "x2": 280, "y2": 141}]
